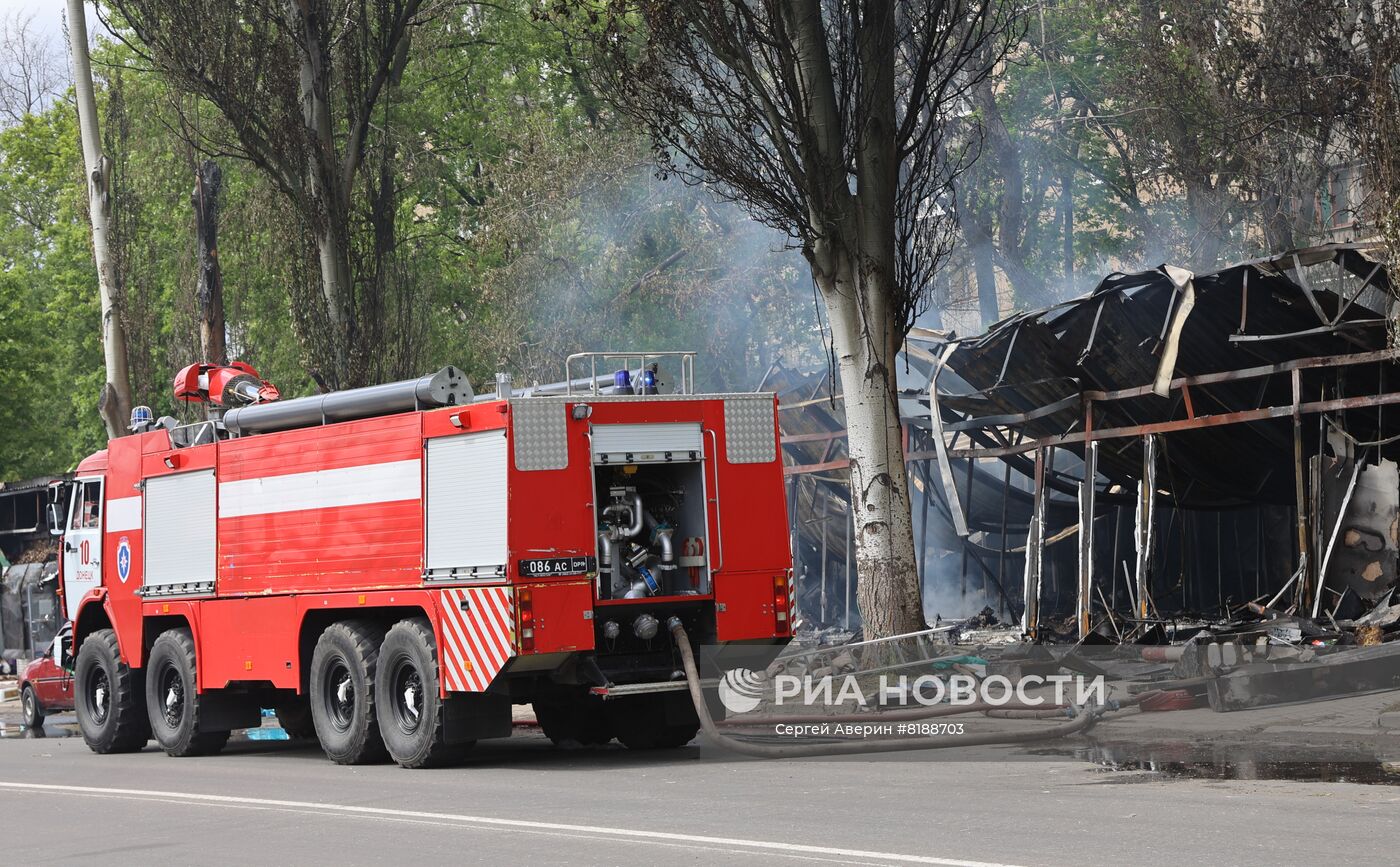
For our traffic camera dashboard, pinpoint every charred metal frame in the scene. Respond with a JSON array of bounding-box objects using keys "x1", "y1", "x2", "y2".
[
  {"x1": 941, "y1": 349, "x2": 1400, "y2": 460},
  {"x1": 933, "y1": 348, "x2": 1400, "y2": 633},
  {"x1": 773, "y1": 245, "x2": 1397, "y2": 638}
]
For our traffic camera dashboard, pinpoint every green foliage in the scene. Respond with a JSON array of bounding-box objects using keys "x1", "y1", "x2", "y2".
[
  {"x1": 951, "y1": 0, "x2": 1372, "y2": 325},
  {"x1": 0, "y1": 4, "x2": 817, "y2": 478},
  {"x1": 0, "y1": 106, "x2": 106, "y2": 477}
]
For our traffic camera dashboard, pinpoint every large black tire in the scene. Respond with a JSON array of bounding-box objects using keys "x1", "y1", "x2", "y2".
[
  {"x1": 375, "y1": 618, "x2": 471, "y2": 768},
  {"x1": 534, "y1": 692, "x2": 613, "y2": 747},
  {"x1": 20, "y1": 684, "x2": 44, "y2": 729},
  {"x1": 75, "y1": 628, "x2": 149, "y2": 754},
  {"x1": 275, "y1": 697, "x2": 317, "y2": 740},
  {"x1": 146, "y1": 628, "x2": 230, "y2": 757},
  {"x1": 309, "y1": 620, "x2": 388, "y2": 764},
  {"x1": 608, "y1": 695, "x2": 700, "y2": 750}
]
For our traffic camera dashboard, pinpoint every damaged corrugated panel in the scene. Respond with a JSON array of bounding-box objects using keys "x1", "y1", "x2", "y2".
[
  {"x1": 1318, "y1": 455, "x2": 1400, "y2": 605},
  {"x1": 935, "y1": 244, "x2": 1400, "y2": 509}
]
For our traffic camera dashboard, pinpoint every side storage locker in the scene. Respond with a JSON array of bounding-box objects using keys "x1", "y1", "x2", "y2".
[
  {"x1": 425, "y1": 430, "x2": 509, "y2": 581},
  {"x1": 144, "y1": 469, "x2": 217, "y2": 596}
]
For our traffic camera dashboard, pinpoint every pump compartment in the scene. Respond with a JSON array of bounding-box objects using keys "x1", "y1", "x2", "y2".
[{"x1": 591, "y1": 426, "x2": 712, "y2": 600}]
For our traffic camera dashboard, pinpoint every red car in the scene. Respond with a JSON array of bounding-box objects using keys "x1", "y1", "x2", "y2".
[{"x1": 19, "y1": 635, "x2": 73, "y2": 729}]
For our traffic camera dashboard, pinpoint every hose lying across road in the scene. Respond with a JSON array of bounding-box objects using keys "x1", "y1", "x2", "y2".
[
  {"x1": 714, "y1": 700, "x2": 1071, "y2": 727},
  {"x1": 667, "y1": 618, "x2": 1145, "y2": 759}
]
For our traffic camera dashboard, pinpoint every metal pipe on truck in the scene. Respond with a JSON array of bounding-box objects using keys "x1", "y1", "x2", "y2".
[{"x1": 223, "y1": 366, "x2": 471, "y2": 435}]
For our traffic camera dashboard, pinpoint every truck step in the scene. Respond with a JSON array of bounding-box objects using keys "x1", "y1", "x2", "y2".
[{"x1": 589, "y1": 680, "x2": 702, "y2": 698}]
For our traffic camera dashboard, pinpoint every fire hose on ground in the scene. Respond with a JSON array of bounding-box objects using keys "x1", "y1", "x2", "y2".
[
  {"x1": 714, "y1": 700, "x2": 1070, "y2": 727},
  {"x1": 667, "y1": 618, "x2": 1150, "y2": 758}
]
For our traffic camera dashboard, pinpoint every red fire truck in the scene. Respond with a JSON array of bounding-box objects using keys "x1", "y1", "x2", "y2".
[{"x1": 47, "y1": 352, "x2": 791, "y2": 767}]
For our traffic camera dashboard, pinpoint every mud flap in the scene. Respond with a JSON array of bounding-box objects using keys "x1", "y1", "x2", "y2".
[
  {"x1": 197, "y1": 693, "x2": 263, "y2": 732},
  {"x1": 443, "y1": 691, "x2": 512, "y2": 743}
]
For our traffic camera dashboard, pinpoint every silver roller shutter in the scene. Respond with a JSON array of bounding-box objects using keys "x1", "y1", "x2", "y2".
[
  {"x1": 591, "y1": 422, "x2": 703, "y2": 464},
  {"x1": 144, "y1": 469, "x2": 217, "y2": 596},
  {"x1": 426, "y1": 430, "x2": 509, "y2": 580}
]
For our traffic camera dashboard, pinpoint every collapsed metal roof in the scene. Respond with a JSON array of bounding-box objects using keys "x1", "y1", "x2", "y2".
[{"x1": 934, "y1": 243, "x2": 1400, "y2": 508}]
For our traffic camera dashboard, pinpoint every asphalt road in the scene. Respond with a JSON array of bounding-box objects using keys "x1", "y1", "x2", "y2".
[{"x1": 1, "y1": 724, "x2": 1397, "y2": 866}]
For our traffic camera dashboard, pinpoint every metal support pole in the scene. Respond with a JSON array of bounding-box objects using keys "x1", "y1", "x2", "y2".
[
  {"x1": 997, "y1": 458, "x2": 1011, "y2": 610},
  {"x1": 929, "y1": 345, "x2": 969, "y2": 536},
  {"x1": 961, "y1": 455, "x2": 973, "y2": 596},
  {"x1": 1109, "y1": 505, "x2": 1122, "y2": 610},
  {"x1": 919, "y1": 459, "x2": 932, "y2": 592},
  {"x1": 1313, "y1": 460, "x2": 1362, "y2": 618},
  {"x1": 1310, "y1": 413, "x2": 1326, "y2": 608},
  {"x1": 1022, "y1": 447, "x2": 1047, "y2": 637},
  {"x1": 1216, "y1": 511, "x2": 1224, "y2": 617},
  {"x1": 818, "y1": 493, "x2": 828, "y2": 626},
  {"x1": 843, "y1": 496, "x2": 852, "y2": 630},
  {"x1": 1077, "y1": 441, "x2": 1098, "y2": 639},
  {"x1": 1255, "y1": 508, "x2": 1263, "y2": 600},
  {"x1": 1135, "y1": 434, "x2": 1157, "y2": 621},
  {"x1": 1292, "y1": 368, "x2": 1310, "y2": 609}
]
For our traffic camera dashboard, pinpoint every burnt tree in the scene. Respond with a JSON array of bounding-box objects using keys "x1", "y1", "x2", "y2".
[{"x1": 193, "y1": 159, "x2": 228, "y2": 365}]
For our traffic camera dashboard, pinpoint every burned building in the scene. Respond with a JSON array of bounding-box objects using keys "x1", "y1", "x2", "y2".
[{"x1": 781, "y1": 243, "x2": 1400, "y2": 642}]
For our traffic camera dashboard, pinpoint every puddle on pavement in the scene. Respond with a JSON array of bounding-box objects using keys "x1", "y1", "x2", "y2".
[
  {"x1": 0, "y1": 721, "x2": 80, "y2": 738},
  {"x1": 0, "y1": 714, "x2": 292, "y2": 741},
  {"x1": 1032, "y1": 743, "x2": 1400, "y2": 786}
]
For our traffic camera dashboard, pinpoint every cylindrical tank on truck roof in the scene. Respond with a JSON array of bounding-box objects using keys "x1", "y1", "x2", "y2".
[{"x1": 223, "y1": 366, "x2": 471, "y2": 435}]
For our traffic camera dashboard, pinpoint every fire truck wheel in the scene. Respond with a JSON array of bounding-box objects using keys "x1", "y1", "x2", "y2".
[
  {"x1": 274, "y1": 698, "x2": 317, "y2": 740},
  {"x1": 534, "y1": 693, "x2": 613, "y2": 746},
  {"x1": 21, "y1": 684, "x2": 44, "y2": 729},
  {"x1": 146, "y1": 628, "x2": 229, "y2": 757},
  {"x1": 75, "y1": 628, "x2": 150, "y2": 754},
  {"x1": 375, "y1": 618, "x2": 471, "y2": 768},
  {"x1": 310, "y1": 620, "x2": 388, "y2": 764},
  {"x1": 609, "y1": 696, "x2": 700, "y2": 750}
]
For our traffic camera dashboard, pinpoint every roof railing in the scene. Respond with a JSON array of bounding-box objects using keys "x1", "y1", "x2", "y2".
[{"x1": 564, "y1": 351, "x2": 697, "y2": 396}]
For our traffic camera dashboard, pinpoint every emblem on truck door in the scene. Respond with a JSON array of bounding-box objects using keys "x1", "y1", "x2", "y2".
[{"x1": 116, "y1": 537, "x2": 131, "y2": 583}]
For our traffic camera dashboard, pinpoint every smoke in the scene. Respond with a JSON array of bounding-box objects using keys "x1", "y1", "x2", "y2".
[{"x1": 472, "y1": 136, "x2": 823, "y2": 392}]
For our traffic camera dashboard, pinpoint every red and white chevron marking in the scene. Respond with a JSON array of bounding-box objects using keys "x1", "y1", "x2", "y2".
[{"x1": 436, "y1": 586, "x2": 516, "y2": 692}]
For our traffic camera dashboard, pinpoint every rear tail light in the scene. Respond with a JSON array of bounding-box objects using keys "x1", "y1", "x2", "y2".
[
  {"x1": 773, "y1": 573, "x2": 792, "y2": 636},
  {"x1": 518, "y1": 588, "x2": 535, "y2": 652}
]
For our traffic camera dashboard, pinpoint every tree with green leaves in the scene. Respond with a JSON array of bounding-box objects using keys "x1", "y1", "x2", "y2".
[
  {"x1": 109, "y1": 0, "x2": 438, "y2": 389},
  {"x1": 562, "y1": 0, "x2": 1019, "y2": 636}
]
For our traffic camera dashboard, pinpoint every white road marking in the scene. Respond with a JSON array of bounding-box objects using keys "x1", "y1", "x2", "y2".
[
  {"x1": 0, "y1": 781, "x2": 1021, "y2": 867},
  {"x1": 27, "y1": 790, "x2": 871, "y2": 865}
]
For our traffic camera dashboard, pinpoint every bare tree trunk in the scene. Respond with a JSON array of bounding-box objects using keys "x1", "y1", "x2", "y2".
[
  {"x1": 1260, "y1": 190, "x2": 1296, "y2": 253},
  {"x1": 1186, "y1": 180, "x2": 1227, "y2": 271},
  {"x1": 846, "y1": 0, "x2": 924, "y2": 637},
  {"x1": 66, "y1": 0, "x2": 133, "y2": 438},
  {"x1": 784, "y1": 0, "x2": 924, "y2": 637},
  {"x1": 973, "y1": 241, "x2": 999, "y2": 325},
  {"x1": 968, "y1": 71, "x2": 1044, "y2": 306},
  {"x1": 964, "y1": 219, "x2": 1001, "y2": 326},
  {"x1": 820, "y1": 258, "x2": 924, "y2": 637},
  {"x1": 193, "y1": 159, "x2": 228, "y2": 364},
  {"x1": 289, "y1": 0, "x2": 353, "y2": 383},
  {"x1": 1060, "y1": 167, "x2": 1074, "y2": 282}
]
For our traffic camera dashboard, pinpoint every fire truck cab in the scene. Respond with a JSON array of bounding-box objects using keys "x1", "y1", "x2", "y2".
[{"x1": 49, "y1": 352, "x2": 792, "y2": 767}]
